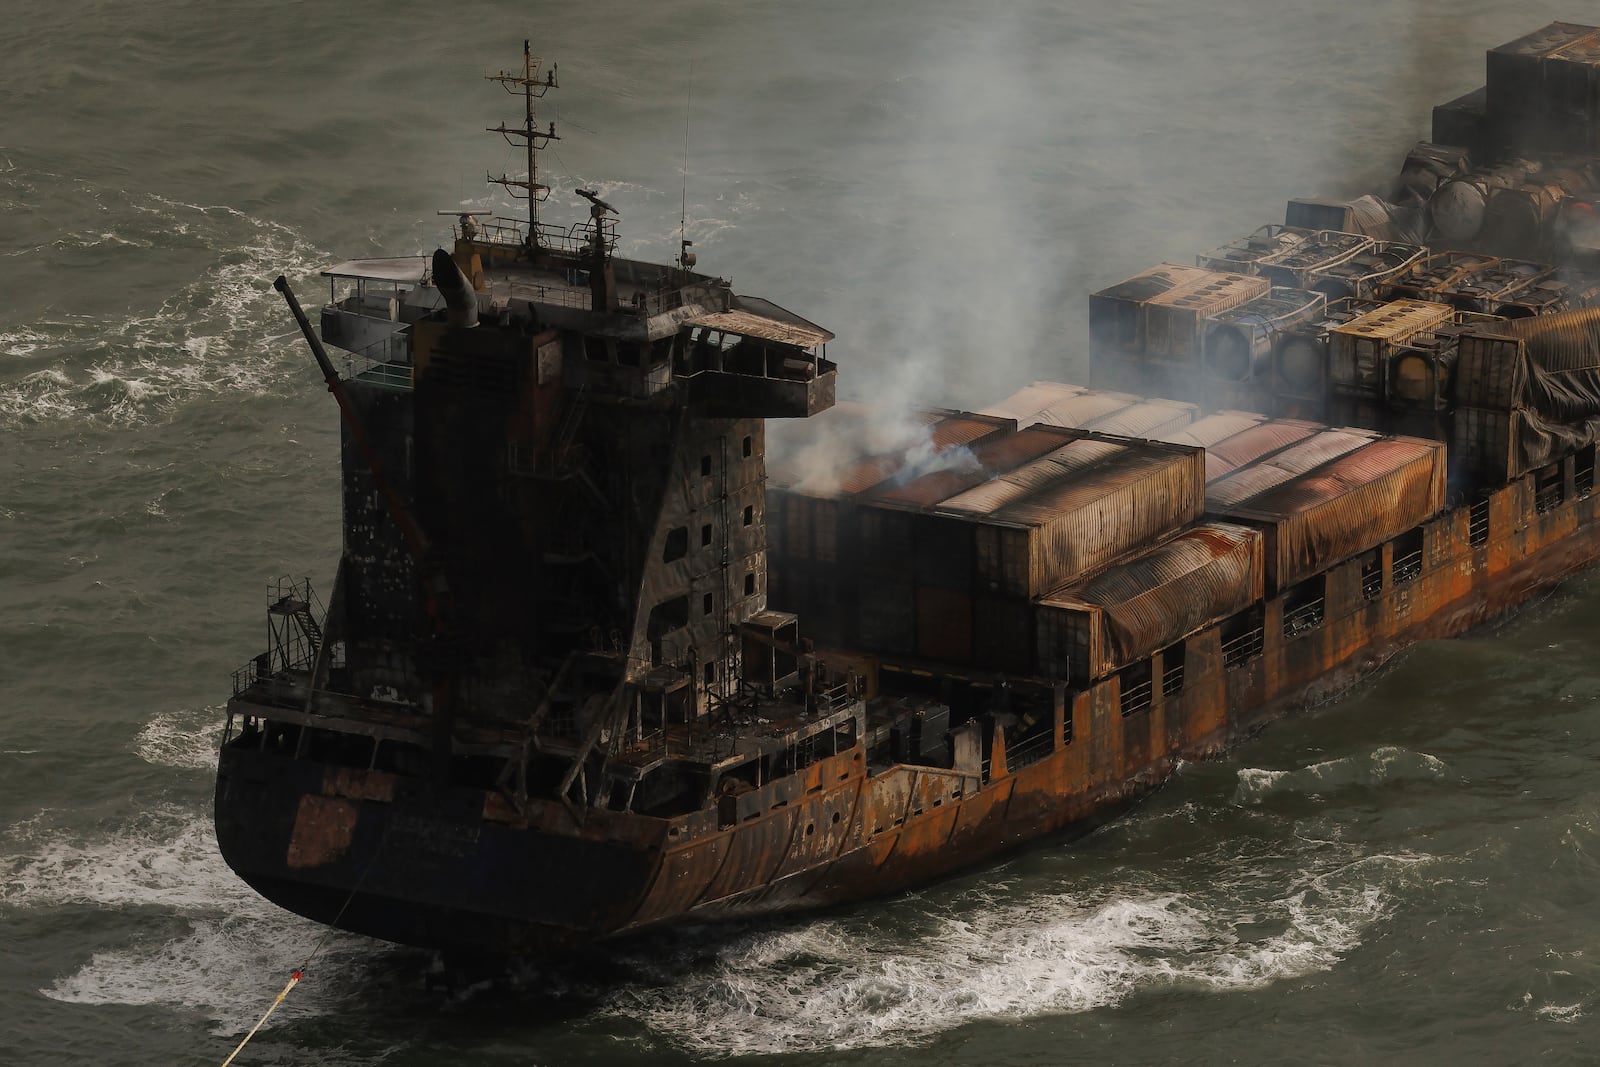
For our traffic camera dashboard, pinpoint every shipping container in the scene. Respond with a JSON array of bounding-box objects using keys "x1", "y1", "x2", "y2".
[
  {"x1": 1302, "y1": 242, "x2": 1427, "y2": 302},
  {"x1": 1329, "y1": 299, "x2": 1455, "y2": 396},
  {"x1": 914, "y1": 585, "x2": 973, "y2": 663},
  {"x1": 977, "y1": 381, "x2": 1085, "y2": 423},
  {"x1": 1387, "y1": 337, "x2": 1456, "y2": 411},
  {"x1": 1081, "y1": 396, "x2": 1198, "y2": 438},
  {"x1": 1256, "y1": 230, "x2": 1378, "y2": 290},
  {"x1": 1202, "y1": 288, "x2": 1328, "y2": 383},
  {"x1": 937, "y1": 436, "x2": 1131, "y2": 515},
  {"x1": 1144, "y1": 270, "x2": 1272, "y2": 362},
  {"x1": 1159, "y1": 410, "x2": 1269, "y2": 450},
  {"x1": 1200, "y1": 381, "x2": 1273, "y2": 418},
  {"x1": 1432, "y1": 87, "x2": 1488, "y2": 160},
  {"x1": 1089, "y1": 263, "x2": 1224, "y2": 361},
  {"x1": 864, "y1": 424, "x2": 1084, "y2": 510},
  {"x1": 1206, "y1": 427, "x2": 1379, "y2": 510},
  {"x1": 1328, "y1": 394, "x2": 1390, "y2": 433},
  {"x1": 1425, "y1": 258, "x2": 1556, "y2": 315},
  {"x1": 1202, "y1": 418, "x2": 1321, "y2": 482},
  {"x1": 1220, "y1": 437, "x2": 1448, "y2": 589},
  {"x1": 1452, "y1": 405, "x2": 1524, "y2": 486},
  {"x1": 973, "y1": 592, "x2": 1033, "y2": 675},
  {"x1": 965, "y1": 441, "x2": 1206, "y2": 598},
  {"x1": 1025, "y1": 389, "x2": 1142, "y2": 428},
  {"x1": 1036, "y1": 522, "x2": 1265, "y2": 682},
  {"x1": 833, "y1": 410, "x2": 1015, "y2": 496},
  {"x1": 857, "y1": 570, "x2": 915, "y2": 655}
]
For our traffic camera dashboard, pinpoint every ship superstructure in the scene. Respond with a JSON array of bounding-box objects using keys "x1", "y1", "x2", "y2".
[{"x1": 219, "y1": 26, "x2": 1600, "y2": 955}]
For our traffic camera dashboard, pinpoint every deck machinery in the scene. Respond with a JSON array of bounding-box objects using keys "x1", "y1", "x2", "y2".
[{"x1": 219, "y1": 26, "x2": 1600, "y2": 954}]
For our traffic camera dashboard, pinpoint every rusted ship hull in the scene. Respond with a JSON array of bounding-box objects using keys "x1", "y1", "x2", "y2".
[{"x1": 216, "y1": 461, "x2": 1600, "y2": 952}]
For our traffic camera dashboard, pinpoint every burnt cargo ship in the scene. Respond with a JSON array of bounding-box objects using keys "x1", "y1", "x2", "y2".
[{"x1": 217, "y1": 26, "x2": 1600, "y2": 955}]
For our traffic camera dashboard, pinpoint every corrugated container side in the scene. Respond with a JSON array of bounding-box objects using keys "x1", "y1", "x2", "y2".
[
  {"x1": 915, "y1": 585, "x2": 973, "y2": 663},
  {"x1": 1035, "y1": 598, "x2": 1101, "y2": 682},
  {"x1": 866, "y1": 425, "x2": 1083, "y2": 509},
  {"x1": 1090, "y1": 264, "x2": 1223, "y2": 358},
  {"x1": 1206, "y1": 428, "x2": 1379, "y2": 509},
  {"x1": 1452, "y1": 405, "x2": 1520, "y2": 485},
  {"x1": 978, "y1": 381, "x2": 1085, "y2": 423},
  {"x1": 1027, "y1": 390, "x2": 1139, "y2": 428},
  {"x1": 973, "y1": 592, "x2": 1034, "y2": 675},
  {"x1": 1035, "y1": 523, "x2": 1264, "y2": 680},
  {"x1": 858, "y1": 506, "x2": 914, "y2": 574},
  {"x1": 857, "y1": 571, "x2": 915, "y2": 655},
  {"x1": 1204, "y1": 419, "x2": 1320, "y2": 482},
  {"x1": 1226, "y1": 439, "x2": 1447, "y2": 588},
  {"x1": 913, "y1": 513, "x2": 975, "y2": 590},
  {"x1": 1455, "y1": 332, "x2": 1527, "y2": 408},
  {"x1": 1159, "y1": 410, "x2": 1269, "y2": 449},
  {"x1": 993, "y1": 447, "x2": 1206, "y2": 597},
  {"x1": 937, "y1": 439, "x2": 1128, "y2": 515},
  {"x1": 1083, "y1": 397, "x2": 1199, "y2": 438},
  {"x1": 814, "y1": 497, "x2": 840, "y2": 563}
]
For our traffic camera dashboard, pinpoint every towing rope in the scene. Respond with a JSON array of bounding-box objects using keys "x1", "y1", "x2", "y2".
[{"x1": 217, "y1": 823, "x2": 390, "y2": 1065}]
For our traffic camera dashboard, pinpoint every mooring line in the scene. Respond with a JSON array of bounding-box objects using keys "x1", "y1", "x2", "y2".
[{"x1": 217, "y1": 822, "x2": 392, "y2": 1065}]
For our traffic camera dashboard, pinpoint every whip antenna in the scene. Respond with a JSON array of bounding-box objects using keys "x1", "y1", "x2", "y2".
[{"x1": 679, "y1": 61, "x2": 697, "y2": 276}]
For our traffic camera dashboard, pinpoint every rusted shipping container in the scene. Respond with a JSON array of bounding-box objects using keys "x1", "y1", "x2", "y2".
[
  {"x1": 1220, "y1": 437, "x2": 1448, "y2": 590},
  {"x1": 1387, "y1": 337, "x2": 1455, "y2": 411},
  {"x1": 1455, "y1": 331, "x2": 1527, "y2": 408},
  {"x1": 1201, "y1": 418, "x2": 1321, "y2": 482},
  {"x1": 1160, "y1": 410, "x2": 1268, "y2": 449},
  {"x1": 1256, "y1": 230, "x2": 1377, "y2": 290},
  {"x1": 1081, "y1": 396, "x2": 1198, "y2": 438},
  {"x1": 834, "y1": 411, "x2": 1015, "y2": 496},
  {"x1": 1089, "y1": 263, "x2": 1225, "y2": 360},
  {"x1": 1024, "y1": 389, "x2": 1143, "y2": 429},
  {"x1": 937, "y1": 436, "x2": 1131, "y2": 515},
  {"x1": 914, "y1": 585, "x2": 973, "y2": 663},
  {"x1": 973, "y1": 592, "x2": 1033, "y2": 675},
  {"x1": 1035, "y1": 522, "x2": 1265, "y2": 682},
  {"x1": 1144, "y1": 271, "x2": 1272, "y2": 362},
  {"x1": 1432, "y1": 87, "x2": 1488, "y2": 159},
  {"x1": 963, "y1": 441, "x2": 1207, "y2": 598},
  {"x1": 865, "y1": 425, "x2": 1084, "y2": 510},
  {"x1": 1329, "y1": 299, "x2": 1455, "y2": 395},
  {"x1": 1452, "y1": 405, "x2": 1525, "y2": 484},
  {"x1": 1200, "y1": 380, "x2": 1273, "y2": 418},
  {"x1": 1303, "y1": 242, "x2": 1428, "y2": 302},
  {"x1": 1328, "y1": 395, "x2": 1389, "y2": 433},
  {"x1": 1206, "y1": 427, "x2": 1379, "y2": 509},
  {"x1": 1202, "y1": 288, "x2": 1327, "y2": 383},
  {"x1": 857, "y1": 571, "x2": 915, "y2": 655},
  {"x1": 977, "y1": 381, "x2": 1085, "y2": 423}
]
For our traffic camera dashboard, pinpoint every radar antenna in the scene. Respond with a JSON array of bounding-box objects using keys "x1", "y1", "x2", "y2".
[{"x1": 486, "y1": 40, "x2": 559, "y2": 251}]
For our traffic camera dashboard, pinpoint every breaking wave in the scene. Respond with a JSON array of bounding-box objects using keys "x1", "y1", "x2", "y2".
[
  {"x1": 1232, "y1": 745, "x2": 1448, "y2": 806},
  {"x1": 0, "y1": 182, "x2": 328, "y2": 428},
  {"x1": 600, "y1": 848, "x2": 1430, "y2": 1055},
  {"x1": 3, "y1": 807, "x2": 371, "y2": 1036},
  {"x1": 133, "y1": 706, "x2": 225, "y2": 772}
]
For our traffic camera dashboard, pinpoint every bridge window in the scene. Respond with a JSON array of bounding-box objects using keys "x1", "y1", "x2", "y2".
[
  {"x1": 702, "y1": 592, "x2": 714, "y2": 616},
  {"x1": 663, "y1": 526, "x2": 688, "y2": 562},
  {"x1": 647, "y1": 596, "x2": 689, "y2": 638},
  {"x1": 744, "y1": 572, "x2": 756, "y2": 596},
  {"x1": 701, "y1": 523, "x2": 713, "y2": 547},
  {"x1": 743, "y1": 505, "x2": 754, "y2": 526},
  {"x1": 743, "y1": 435, "x2": 753, "y2": 458}
]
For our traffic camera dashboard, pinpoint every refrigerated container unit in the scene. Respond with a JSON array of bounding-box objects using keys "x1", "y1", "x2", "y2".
[
  {"x1": 1424, "y1": 257, "x2": 1556, "y2": 315},
  {"x1": 1282, "y1": 198, "x2": 1399, "y2": 240},
  {"x1": 1301, "y1": 242, "x2": 1427, "y2": 302},
  {"x1": 1328, "y1": 300, "x2": 1456, "y2": 420},
  {"x1": 1089, "y1": 263, "x2": 1230, "y2": 392},
  {"x1": 1485, "y1": 22, "x2": 1600, "y2": 156},
  {"x1": 1195, "y1": 225, "x2": 1312, "y2": 275},
  {"x1": 1380, "y1": 251, "x2": 1501, "y2": 303}
]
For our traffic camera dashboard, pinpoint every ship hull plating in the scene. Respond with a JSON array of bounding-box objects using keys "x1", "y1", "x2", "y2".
[{"x1": 215, "y1": 474, "x2": 1600, "y2": 954}]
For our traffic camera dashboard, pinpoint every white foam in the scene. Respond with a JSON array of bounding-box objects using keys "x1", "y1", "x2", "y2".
[
  {"x1": 607, "y1": 847, "x2": 1428, "y2": 1055},
  {"x1": 134, "y1": 707, "x2": 224, "y2": 771},
  {"x1": 0, "y1": 191, "x2": 330, "y2": 429},
  {"x1": 1232, "y1": 745, "x2": 1447, "y2": 805}
]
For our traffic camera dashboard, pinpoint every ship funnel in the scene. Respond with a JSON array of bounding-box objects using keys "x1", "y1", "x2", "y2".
[{"x1": 432, "y1": 248, "x2": 479, "y2": 329}]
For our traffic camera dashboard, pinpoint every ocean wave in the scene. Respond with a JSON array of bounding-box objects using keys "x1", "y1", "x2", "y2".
[
  {"x1": 134, "y1": 707, "x2": 225, "y2": 771},
  {"x1": 1232, "y1": 745, "x2": 1448, "y2": 806},
  {"x1": 0, "y1": 189, "x2": 328, "y2": 429},
  {"x1": 602, "y1": 848, "x2": 1426, "y2": 1055}
]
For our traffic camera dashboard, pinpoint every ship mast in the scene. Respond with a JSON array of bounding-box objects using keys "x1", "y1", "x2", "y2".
[{"x1": 487, "y1": 40, "x2": 559, "y2": 252}]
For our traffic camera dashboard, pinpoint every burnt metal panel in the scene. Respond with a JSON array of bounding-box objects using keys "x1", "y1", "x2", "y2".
[
  {"x1": 864, "y1": 425, "x2": 1083, "y2": 509},
  {"x1": 977, "y1": 381, "x2": 1085, "y2": 423},
  {"x1": 1159, "y1": 410, "x2": 1269, "y2": 449},
  {"x1": 1222, "y1": 438, "x2": 1447, "y2": 589},
  {"x1": 1037, "y1": 522, "x2": 1264, "y2": 682},
  {"x1": 915, "y1": 585, "x2": 973, "y2": 663},
  {"x1": 1080, "y1": 397, "x2": 1198, "y2": 438},
  {"x1": 1206, "y1": 427, "x2": 1378, "y2": 509},
  {"x1": 1202, "y1": 419, "x2": 1321, "y2": 482}
]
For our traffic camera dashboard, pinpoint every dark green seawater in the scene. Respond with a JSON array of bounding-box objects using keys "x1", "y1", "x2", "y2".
[{"x1": 4, "y1": 1, "x2": 1599, "y2": 1063}]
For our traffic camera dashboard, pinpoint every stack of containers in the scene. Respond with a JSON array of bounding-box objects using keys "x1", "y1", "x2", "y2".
[
  {"x1": 1199, "y1": 288, "x2": 1327, "y2": 414},
  {"x1": 1326, "y1": 300, "x2": 1456, "y2": 430},
  {"x1": 1089, "y1": 265, "x2": 1269, "y2": 400},
  {"x1": 1485, "y1": 22, "x2": 1600, "y2": 157}
]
